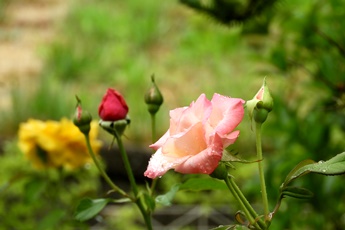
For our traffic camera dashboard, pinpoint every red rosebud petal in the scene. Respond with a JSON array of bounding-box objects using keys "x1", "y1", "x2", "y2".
[{"x1": 98, "y1": 88, "x2": 129, "y2": 121}]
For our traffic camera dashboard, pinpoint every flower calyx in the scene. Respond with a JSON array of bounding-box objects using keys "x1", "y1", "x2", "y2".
[{"x1": 99, "y1": 117, "x2": 130, "y2": 138}]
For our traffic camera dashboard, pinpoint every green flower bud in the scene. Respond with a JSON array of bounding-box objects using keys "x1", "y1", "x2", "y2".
[
  {"x1": 255, "y1": 79, "x2": 273, "y2": 113},
  {"x1": 73, "y1": 96, "x2": 92, "y2": 135},
  {"x1": 144, "y1": 75, "x2": 164, "y2": 115},
  {"x1": 254, "y1": 106, "x2": 269, "y2": 123},
  {"x1": 246, "y1": 77, "x2": 274, "y2": 125}
]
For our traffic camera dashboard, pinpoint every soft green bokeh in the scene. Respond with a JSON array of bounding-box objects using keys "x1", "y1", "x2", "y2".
[{"x1": 1, "y1": 0, "x2": 345, "y2": 229}]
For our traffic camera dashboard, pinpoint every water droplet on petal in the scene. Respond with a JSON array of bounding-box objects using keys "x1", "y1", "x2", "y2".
[{"x1": 318, "y1": 160, "x2": 325, "y2": 164}]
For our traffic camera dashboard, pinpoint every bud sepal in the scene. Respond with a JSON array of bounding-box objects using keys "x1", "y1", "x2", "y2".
[{"x1": 99, "y1": 116, "x2": 130, "y2": 138}]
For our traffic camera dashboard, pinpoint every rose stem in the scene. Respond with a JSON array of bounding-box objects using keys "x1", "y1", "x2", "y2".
[
  {"x1": 225, "y1": 176, "x2": 265, "y2": 229},
  {"x1": 114, "y1": 132, "x2": 153, "y2": 230},
  {"x1": 84, "y1": 134, "x2": 127, "y2": 197},
  {"x1": 149, "y1": 113, "x2": 158, "y2": 195},
  {"x1": 150, "y1": 113, "x2": 156, "y2": 143},
  {"x1": 255, "y1": 122, "x2": 270, "y2": 221}
]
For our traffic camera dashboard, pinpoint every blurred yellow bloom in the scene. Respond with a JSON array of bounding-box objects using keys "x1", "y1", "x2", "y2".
[{"x1": 18, "y1": 118, "x2": 102, "y2": 170}]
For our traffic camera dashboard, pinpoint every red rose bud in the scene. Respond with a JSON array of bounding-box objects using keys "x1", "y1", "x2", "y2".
[
  {"x1": 73, "y1": 96, "x2": 92, "y2": 135},
  {"x1": 98, "y1": 88, "x2": 129, "y2": 121},
  {"x1": 144, "y1": 75, "x2": 164, "y2": 115}
]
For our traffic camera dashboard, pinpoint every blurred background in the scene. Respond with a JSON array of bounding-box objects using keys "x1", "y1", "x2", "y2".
[{"x1": 0, "y1": 0, "x2": 345, "y2": 229}]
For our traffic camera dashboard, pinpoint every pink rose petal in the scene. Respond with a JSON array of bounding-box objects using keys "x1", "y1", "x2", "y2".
[
  {"x1": 174, "y1": 133, "x2": 223, "y2": 174},
  {"x1": 145, "y1": 93, "x2": 245, "y2": 179},
  {"x1": 210, "y1": 93, "x2": 245, "y2": 135}
]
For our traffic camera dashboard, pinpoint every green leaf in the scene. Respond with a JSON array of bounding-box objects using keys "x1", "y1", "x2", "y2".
[
  {"x1": 179, "y1": 178, "x2": 227, "y2": 191},
  {"x1": 282, "y1": 159, "x2": 315, "y2": 187},
  {"x1": 281, "y1": 186, "x2": 314, "y2": 200},
  {"x1": 156, "y1": 184, "x2": 180, "y2": 206},
  {"x1": 75, "y1": 198, "x2": 111, "y2": 221},
  {"x1": 156, "y1": 178, "x2": 228, "y2": 206},
  {"x1": 283, "y1": 152, "x2": 345, "y2": 186}
]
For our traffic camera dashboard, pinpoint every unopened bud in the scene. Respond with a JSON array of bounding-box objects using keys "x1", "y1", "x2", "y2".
[
  {"x1": 254, "y1": 107, "x2": 269, "y2": 123},
  {"x1": 144, "y1": 75, "x2": 164, "y2": 115},
  {"x1": 73, "y1": 96, "x2": 92, "y2": 135},
  {"x1": 255, "y1": 79, "x2": 273, "y2": 112},
  {"x1": 246, "y1": 78, "x2": 274, "y2": 125}
]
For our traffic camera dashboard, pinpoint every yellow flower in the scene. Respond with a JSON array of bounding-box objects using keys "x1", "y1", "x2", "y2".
[{"x1": 18, "y1": 118, "x2": 102, "y2": 170}]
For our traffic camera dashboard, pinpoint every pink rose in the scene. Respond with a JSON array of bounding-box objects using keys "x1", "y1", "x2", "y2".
[
  {"x1": 144, "y1": 93, "x2": 245, "y2": 179},
  {"x1": 98, "y1": 89, "x2": 129, "y2": 121}
]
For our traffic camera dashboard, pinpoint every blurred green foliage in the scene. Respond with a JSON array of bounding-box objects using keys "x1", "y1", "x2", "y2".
[
  {"x1": 1, "y1": 77, "x2": 74, "y2": 137},
  {"x1": 0, "y1": 0, "x2": 345, "y2": 229},
  {"x1": 263, "y1": 0, "x2": 345, "y2": 229},
  {"x1": 0, "y1": 141, "x2": 100, "y2": 230}
]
